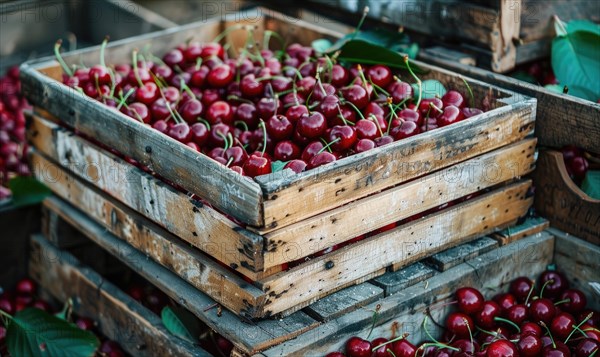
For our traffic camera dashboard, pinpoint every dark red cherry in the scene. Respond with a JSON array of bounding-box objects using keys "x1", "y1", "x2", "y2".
[
  {"x1": 179, "y1": 99, "x2": 203, "y2": 123},
  {"x1": 328, "y1": 125, "x2": 357, "y2": 151},
  {"x1": 341, "y1": 85, "x2": 369, "y2": 109},
  {"x1": 521, "y1": 322, "x2": 543, "y2": 337},
  {"x1": 355, "y1": 119, "x2": 379, "y2": 140},
  {"x1": 235, "y1": 103, "x2": 258, "y2": 128},
  {"x1": 301, "y1": 141, "x2": 324, "y2": 162},
  {"x1": 391, "y1": 121, "x2": 420, "y2": 140},
  {"x1": 539, "y1": 270, "x2": 569, "y2": 299},
  {"x1": 462, "y1": 107, "x2": 484, "y2": 118},
  {"x1": 266, "y1": 115, "x2": 294, "y2": 141},
  {"x1": 89, "y1": 65, "x2": 111, "y2": 85},
  {"x1": 446, "y1": 312, "x2": 474, "y2": 339},
  {"x1": 575, "y1": 338, "x2": 599, "y2": 357},
  {"x1": 518, "y1": 334, "x2": 542, "y2": 357},
  {"x1": 122, "y1": 102, "x2": 151, "y2": 123},
  {"x1": 320, "y1": 95, "x2": 340, "y2": 119},
  {"x1": 285, "y1": 104, "x2": 309, "y2": 124},
  {"x1": 442, "y1": 90, "x2": 466, "y2": 108},
  {"x1": 207, "y1": 64, "x2": 234, "y2": 88},
  {"x1": 436, "y1": 105, "x2": 464, "y2": 127},
  {"x1": 162, "y1": 49, "x2": 184, "y2": 68},
  {"x1": 297, "y1": 112, "x2": 327, "y2": 138},
  {"x1": 542, "y1": 341, "x2": 571, "y2": 357},
  {"x1": 240, "y1": 74, "x2": 264, "y2": 98},
  {"x1": 284, "y1": 159, "x2": 307, "y2": 174},
  {"x1": 371, "y1": 337, "x2": 392, "y2": 357},
  {"x1": 510, "y1": 277, "x2": 535, "y2": 301},
  {"x1": 374, "y1": 135, "x2": 394, "y2": 147},
  {"x1": 135, "y1": 82, "x2": 159, "y2": 105},
  {"x1": 167, "y1": 123, "x2": 192, "y2": 143},
  {"x1": 354, "y1": 139, "x2": 376, "y2": 153},
  {"x1": 367, "y1": 65, "x2": 393, "y2": 88},
  {"x1": 206, "y1": 101, "x2": 234, "y2": 125},
  {"x1": 16, "y1": 278, "x2": 37, "y2": 295},
  {"x1": 388, "y1": 80, "x2": 413, "y2": 104},
  {"x1": 551, "y1": 312, "x2": 576, "y2": 341},
  {"x1": 243, "y1": 152, "x2": 272, "y2": 178},
  {"x1": 507, "y1": 304, "x2": 529, "y2": 325},
  {"x1": 345, "y1": 336, "x2": 371, "y2": 357},
  {"x1": 308, "y1": 152, "x2": 336, "y2": 169},
  {"x1": 476, "y1": 301, "x2": 502, "y2": 329},
  {"x1": 296, "y1": 76, "x2": 317, "y2": 96},
  {"x1": 329, "y1": 64, "x2": 350, "y2": 87},
  {"x1": 391, "y1": 339, "x2": 417, "y2": 357},
  {"x1": 224, "y1": 146, "x2": 248, "y2": 167},
  {"x1": 208, "y1": 123, "x2": 232, "y2": 147},
  {"x1": 529, "y1": 298, "x2": 556, "y2": 325},
  {"x1": 274, "y1": 140, "x2": 301, "y2": 161},
  {"x1": 257, "y1": 97, "x2": 281, "y2": 119},
  {"x1": 487, "y1": 339, "x2": 519, "y2": 357},
  {"x1": 494, "y1": 293, "x2": 517, "y2": 315}
]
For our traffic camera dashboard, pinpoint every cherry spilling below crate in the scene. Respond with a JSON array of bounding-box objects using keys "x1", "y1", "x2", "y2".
[
  {"x1": 326, "y1": 266, "x2": 599, "y2": 357},
  {"x1": 54, "y1": 28, "x2": 488, "y2": 179}
]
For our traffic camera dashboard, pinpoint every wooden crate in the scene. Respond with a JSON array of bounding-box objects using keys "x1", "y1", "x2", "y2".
[
  {"x1": 28, "y1": 234, "x2": 211, "y2": 357},
  {"x1": 35, "y1": 196, "x2": 551, "y2": 355},
  {"x1": 29, "y1": 113, "x2": 535, "y2": 319},
  {"x1": 533, "y1": 150, "x2": 600, "y2": 245},
  {"x1": 418, "y1": 50, "x2": 600, "y2": 155},
  {"x1": 20, "y1": 9, "x2": 537, "y2": 231},
  {"x1": 311, "y1": 0, "x2": 600, "y2": 72}
]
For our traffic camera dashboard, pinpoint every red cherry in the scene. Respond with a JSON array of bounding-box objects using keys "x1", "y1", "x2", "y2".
[
  {"x1": 285, "y1": 104, "x2": 309, "y2": 124},
  {"x1": 224, "y1": 147, "x2": 248, "y2": 167},
  {"x1": 206, "y1": 101, "x2": 233, "y2": 125},
  {"x1": 162, "y1": 49, "x2": 184, "y2": 68},
  {"x1": 539, "y1": 270, "x2": 569, "y2": 299},
  {"x1": 207, "y1": 64, "x2": 234, "y2": 88},
  {"x1": 235, "y1": 103, "x2": 259, "y2": 128},
  {"x1": 442, "y1": 90, "x2": 466, "y2": 108},
  {"x1": 135, "y1": 82, "x2": 159, "y2": 105},
  {"x1": 475, "y1": 301, "x2": 502, "y2": 329},
  {"x1": 462, "y1": 107, "x2": 484, "y2": 118},
  {"x1": 575, "y1": 338, "x2": 599, "y2": 357},
  {"x1": 190, "y1": 122, "x2": 209, "y2": 147},
  {"x1": 341, "y1": 85, "x2": 369, "y2": 109},
  {"x1": 0, "y1": 296, "x2": 14, "y2": 314},
  {"x1": 208, "y1": 123, "x2": 232, "y2": 147},
  {"x1": 190, "y1": 65, "x2": 210, "y2": 87},
  {"x1": 307, "y1": 151, "x2": 337, "y2": 169},
  {"x1": 243, "y1": 152, "x2": 272, "y2": 178},
  {"x1": 329, "y1": 64, "x2": 350, "y2": 87},
  {"x1": 551, "y1": 312, "x2": 576, "y2": 341},
  {"x1": 16, "y1": 278, "x2": 36, "y2": 295},
  {"x1": 297, "y1": 112, "x2": 327, "y2": 138},
  {"x1": 89, "y1": 65, "x2": 112, "y2": 85},
  {"x1": 256, "y1": 97, "x2": 281, "y2": 119},
  {"x1": 529, "y1": 298, "x2": 557, "y2": 325},
  {"x1": 354, "y1": 119, "x2": 379, "y2": 140},
  {"x1": 487, "y1": 339, "x2": 519, "y2": 357},
  {"x1": 507, "y1": 304, "x2": 529, "y2": 325},
  {"x1": 452, "y1": 339, "x2": 479, "y2": 355},
  {"x1": 152, "y1": 120, "x2": 170, "y2": 134},
  {"x1": 388, "y1": 80, "x2": 413, "y2": 104},
  {"x1": 328, "y1": 125, "x2": 357, "y2": 151},
  {"x1": 391, "y1": 339, "x2": 417, "y2": 357},
  {"x1": 345, "y1": 336, "x2": 371, "y2": 357},
  {"x1": 371, "y1": 337, "x2": 392, "y2": 357},
  {"x1": 201, "y1": 43, "x2": 224, "y2": 59},
  {"x1": 240, "y1": 74, "x2": 264, "y2": 98},
  {"x1": 374, "y1": 135, "x2": 394, "y2": 147},
  {"x1": 271, "y1": 76, "x2": 292, "y2": 92},
  {"x1": 521, "y1": 322, "x2": 543, "y2": 337},
  {"x1": 284, "y1": 159, "x2": 307, "y2": 174},
  {"x1": 518, "y1": 334, "x2": 543, "y2": 357},
  {"x1": 542, "y1": 341, "x2": 571, "y2": 356},
  {"x1": 390, "y1": 121, "x2": 421, "y2": 140},
  {"x1": 559, "y1": 289, "x2": 587, "y2": 314},
  {"x1": 179, "y1": 99, "x2": 203, "y2": 123},
  {"x1": 436, "y1": 105, "x2": 464, "y2": 127},
  {"x1": 320, "y1": 94, "x2": 340, "y2": 119},
  {"x1": 494, "y1": 293, "x2": 517, "y2": 315},
  {"x1": 167, "y1": 123, "x2": 192, "y2": 143},
  {"x1": 418, "y1": 98, "x2": 443, "y2": 117},
  {"x1": 367, "y1": 65, "x2": 393, "y2": 88},
  {"x1": 266, "y1": 115, "x2": 294, "y2": 141},
  {"x1": 274, "y1": 140, "x2": 301, "y2": 161},
  {"x1": 561, "y1": 145, "x2": 583, "y2": 163},
  {"x1": 446, "y1": 312, "x2": 474, "y2": 339},
  {"x1": 510, "y1": 277, "x2": 535, "y2": 301},
  {"x1": 579, "y1": 310, "x2": 600, "y2": 327},
  {"x1": 355, "y1": 139, "x2": 376, "y2": 153},
  {"x1": 569, "y1": 156, "x2": 589, "y2": 181},
  {"x1": 301, "y1": 141, "x2": 324, "y2": 162}
]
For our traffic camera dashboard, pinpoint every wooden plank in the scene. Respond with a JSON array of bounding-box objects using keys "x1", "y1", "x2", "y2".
[
  {"x1": 424, "y1": 236, "x2": 499, "y2": 271},
  {"x1": 41, "y1": 204, "x2": 87, "y2": 248},
  {"x1": 551, "y1": 227, "x2": 600, "y2": 311},
  {"x1": 29, "y1": 218, "x2": 319, "y2": 355},
  {"x1": 533, "y1": 151, "x2": 600, "y2": 245},
  {"x1": 28, "y1": 234, "x2": 211, "y2": 357},
  {"x1": 415, "y1": 54, "x2": 600, "y2": 154},
  {"x1": 304, "y1": 283, "x2": 384, "y2": 322},
  {"x1": 370, "y1": 262, "x2": 436, "y2": 296},
  {"x1": 258, "y1": 98, "x2": 536, "y2": 229},
  {"x1": 256, "y1": 180, "x2": 533, "y2": 316},
  {"x1": 260, "y1": 232, "x2": 555, "y2": 356},
  {"x1": 491, "y1": 216, "x2": 550, "y2": 246},
  {"x1": 420, "y1": 46, "x2": 477, "y2": 66},
  {"x1": 33, "y1": 168, "x2": 268, "y2": 319},
  {"x1": 28, "y1": 114, "x2": 265, "y2": 277},
  {"x1": 259, "y1": 138, "x2": 537, "y2": 268},
  {"x1": 489, "y1": 0, "x2": 521, "y2": 73}
]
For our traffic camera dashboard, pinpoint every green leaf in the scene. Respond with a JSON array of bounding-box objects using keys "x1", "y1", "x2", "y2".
[
  {"x1": 6, "y1": 308, "x2": 99, "y2": 357},
  {"x1": 335, "y1": 40, "x2": 422, "y2": 71},
  {"x1": 544, "y1": 84, "x2": 564, "y2": 94},
  {"x1": 581, "y1": 170, "x2": 600, "y2": 200},
  {"x1": 161, "y1": 306, "x2": 201, "y2": 344},
  {"x1": 327, "y1": 29, "x2": 409, "y2": 54},
  {"x1": 412, "y1": 79, "x2": 447, "y2": 101},
  {"x1": 551, "y1": 19, "x2": 600, "y2": 101},
  {"x1": 8, "y1": 177, "x2": 52, "y2": 208},
  {"x1": 311, "y1": 39, "x2": 333, "y2": 54},
  {"x1": 271, "y1": 161, "x2": 288, "y2": 173}
]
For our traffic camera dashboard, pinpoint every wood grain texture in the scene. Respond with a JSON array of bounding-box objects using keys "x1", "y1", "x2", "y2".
[
  {"x1": 551, "y1": 228, "x2": 600, "y2": 311},
  {"x1": 533, "y1": 151, "x2": 600, "y2": 245},
  {"x1": 41, "y1": 204, "x2": 87, "y2": 248},
  {"x1": 31, "y1": 158, "x2": 267, "y2": 319},
  {"x1": 423, "y1": 237, "x2": 499, "y2": 271},
  {"x1": 304, "y1": 283, "x2": 384, "y2": 322},
  {"x1": 259, "y1": 138, "x2": 537, "y2": 268},
  {"x1": 28, "y1": 114, "x2": 265, "y2": 277},
  {"x1": 256, "y1": 180, "x2": 533, "y2": 316},
  {"x1": 491, "y1": 216, "x2": 550, "y2": 246},
  {"x1": 370, "y1": 262, "x2": 436, "y2": 296},
  {"x1": 29, "y1": 234, "x2": 210, "y2": 357},
  {"x1": 260, "y1": 232, "x2": 555, "y2": 356},
  {"x1": 415, "y1": 54, "x2": 600, "y2": 154}
]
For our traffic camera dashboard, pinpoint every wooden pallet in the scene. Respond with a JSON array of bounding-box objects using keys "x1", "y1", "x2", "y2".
[
  {"x1": 36, "y1": 196, "x2": 550, "y2": 355},
  {"x1": 533, "y1": 150, "x2": 600, "y2": 245},
  {"x1": 21, "y1": 9, "x2": 537, "y2": 231},
  {"x1": 29, "y1": 234, "x2": 211, "y2": 357},
  {"x1": 418, "y1": 48, "x2": 600, "y2": 155},
  {"x1": 312, "y1": 0, "x2": 599, "y2": 72}
]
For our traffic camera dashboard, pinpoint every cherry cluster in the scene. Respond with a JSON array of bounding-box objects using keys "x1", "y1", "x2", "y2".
[
  {"x1": 56, "y1": 32, "x2": 485, "y2": 178},
  {"x1": 0, "y1": 278, "x2": 126, "y2": 356},
  {"x1": 0, "y1": 66, "x2": 31, "y2": 201},
  {"x1": 327, "y1": 267, "x2": 599, "y2": 357},
  {"x1": 561, "y1": 146, "x2": 590, "y2": 186}
]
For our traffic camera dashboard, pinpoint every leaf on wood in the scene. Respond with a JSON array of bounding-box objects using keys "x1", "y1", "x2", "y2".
[
  {"x1": 8, "y1": 177, "x2": 52, "y2": 208},
  {"x1": 412, "y1": 79, "x2": 447, "y2": 101},
  {"x1": 161, "y1": 306, "x2": 201, "y2": 344},
  {"x1": 271, "y1": 161, "x2": 288, "y2": 173},
  {"x1": 581, "y1": 170, "x2": 600, "y2": 200}
]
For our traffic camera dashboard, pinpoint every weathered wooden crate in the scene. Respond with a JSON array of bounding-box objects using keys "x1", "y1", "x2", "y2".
[
  {"x1": 29, "y1": 113, "x2": 536, "y2": 319},
  {"x1": 0, "y1": 204, "x2": 39, "y2": 287},
  {"x1": 533, "y1": 150, "x2": 600, "y2": 245},
  {"x1": 28, "y1": 234, "x2": 211, "y2": 357},
  {"x1": 311, "y1": 0, "x2": 600, "y2": 73},
  {"x1": 417, "y1": 51, "x2": 600, "y2": 155},
  {"x1": 35, "y1": 195, "x2": 551, "y2": 355},
  {"x1": 20, "y1": 9, "x2": 537, "y2": 230}
]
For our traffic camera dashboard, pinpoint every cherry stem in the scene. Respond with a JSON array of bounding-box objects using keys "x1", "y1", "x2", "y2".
[
  {"x1": 463, "y1": 318, "x2": 474, "y2": 351},
  {"x1": 225, "y1": 157, "x2": 234, "y2": 167},
  {"x1": 539, "y1": 278, "x2": 554, "y2": 298},
  {"x1": 226, "y1": 95, "x2": 254, "y2": 105},
  {"x1": 429, "y1": 102, "x2": 443, "y2": 114},
  {"x1": 370, "y1": 81, "x2": 390, "y2": 97},
  {"x1": 565, "y1": 312, "x2": 593, "y2": 344},
  {"x1": 539, "y1": 321, "x2": 556, "y2": 349},
  {"x1": 197, "y1": 118, "x2": 211, "y2": 129},
  {"x1": 356, "y1": 64, "x2": 370, "y2": 91},
  {"x1": 461, "y1": 76, "x2": 475, "y2": 108},
  {"x1": 100, "y1": 36, "x2": 109, "y2": 68},
  {"x1": 386, "y1": 99, "x2": 399, "y2": 135},
  {"x1": 263, "y1": 30, "x2": 285, "y2": 51},
  {"x1": 54, "y1": 40, "x2": 74, "y2": 77},
  {"x1": 259, "y1": 120, "x2": 267, "y2": 156},
  {"x1": 217, "y1": 132, "x2": 230, "y2": 150},
  {"x1": 132, "y1": 49, "x2": 144, "y2": 88},
  {"x1": 0, "y1": 308, "x2": 13, "y2": 321},
  {"x1": 315, "y1": 66, "x2": 328, "y2": 97},
  {"x1": 554, "y1": 298, "x2": 571, "y2": 306},
  {"x1": 524, "y1": 281, "x2": 536, "y2": 305},
  {"x1": 370, "y1": 333, "x2": 409, "y2": 352},
  {"x1": 213, "y1": 23, "x2": 247, "y2": 43},
  {"x1": 160, "y1": 91, "x2": 183, "y2": 124},
  {"x1": 336, "y1": 105, "x2": 352, "y2": 126},
  {"x1": 366, "y1": 304, "x2": 381, "y2": 340},
  {"x1": 343, "y1": 100, "x2": 366, "y2": 120},
  {"x1": 195, "y1": 57, "x2": 203, "y2": 71},
  {"x1": 351, "y1": 6, "x2": 370, "y2": 41},
  {"x1": 284, "y1": 66, "x2": 304, "y2": 80},
  {"x1": 317, "y1": 138, "x2": 340, "y2": 154},
  {"x1": 387, "y1": 348, "x2": 397, "y2": 357},
  {"x1": 369, "y1": 114, "x2": 384, "y2": 137},
  {"x1": 116, "y1": 88, "x2": 136, "y2": 110},
  {"x1": 494, "y1": 317, "x2": 521, "y2": 333},
  {"x1": 234, "y1": 120, "x2": 248, "y2": 132},
  {"x1": 403, "y1": 56, "x2": 422, "y2": 109}
]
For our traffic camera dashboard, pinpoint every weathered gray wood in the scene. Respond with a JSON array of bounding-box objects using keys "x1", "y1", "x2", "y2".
[
  {"x1": 491, "y1": 216, "x2": 550, "y2": 246},
  {"x1": 260, "y1": 232, "x2": 555, "y2": 356},
  {"x1": 304, "y1": 283, "x2": 384, "y2": 322},
  {"x1": 424, "y1": 236, "x2": 499, "y2": 271},
  {"x1": 370, "y1": 262, "x2": 436, "y2": 296},
  {"x1": 551, "y1": 228, "x2": 600, "y2": 311},
  {"x1": 29, "y1": 234, "x2": 211, "y2": 357},
  {"x1": 37, "y1": 198, "x2": 320, "y2": 355},
  {"x1": 41, "y1": 204, "x2": 88, "y2": 248}
]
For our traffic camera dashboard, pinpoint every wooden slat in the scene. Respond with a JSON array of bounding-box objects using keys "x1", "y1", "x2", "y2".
[
  {"x1": 260, "y1": 232, "x2": 555, "y2": 356},
  {"x1": 28, "y1": 234, "x2": 210, "y2": 357},
  {"x1": 259, "y1": 138, "x2": 537, "y2": 268},
  {"x1": 258, "y1": 100, "x2": 536, "y2": 229},
  {"x1": 31, "y1": 208, "x2": 319, "y2": 355},
  {"x1": 370, "y1": 262, "x2": 437, "y2": 296},
  {"x1": 41, "y1": 204, "x2": 87, "y2": 248},
  {"x1": 33, "y1": 163, "x2": 268, "y2": 319},
  {"x1": 552, "y1": 228, "x2": 600, "y2": 311},
  {"x1": 304, "y1": 283, "x2": 384, "y2": 322},
  {"x1": 423, "y1": 236, "x2": 499, "y2": 271},
  {"x1": 415, "y1": 54, "x2": 600, "y2": 155},
  {"x1": 27, "y1": 115, "x2": 265, "y2": 278},
  {"x1": 256, "y1": 180, "x2": 533, "y2": 316},
  {"x1": 491, "y1": 216, "x2": 550, "y2": 246},
  {"x1": 533, "y1": 151, "x2": 600, "y2": 245}
]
